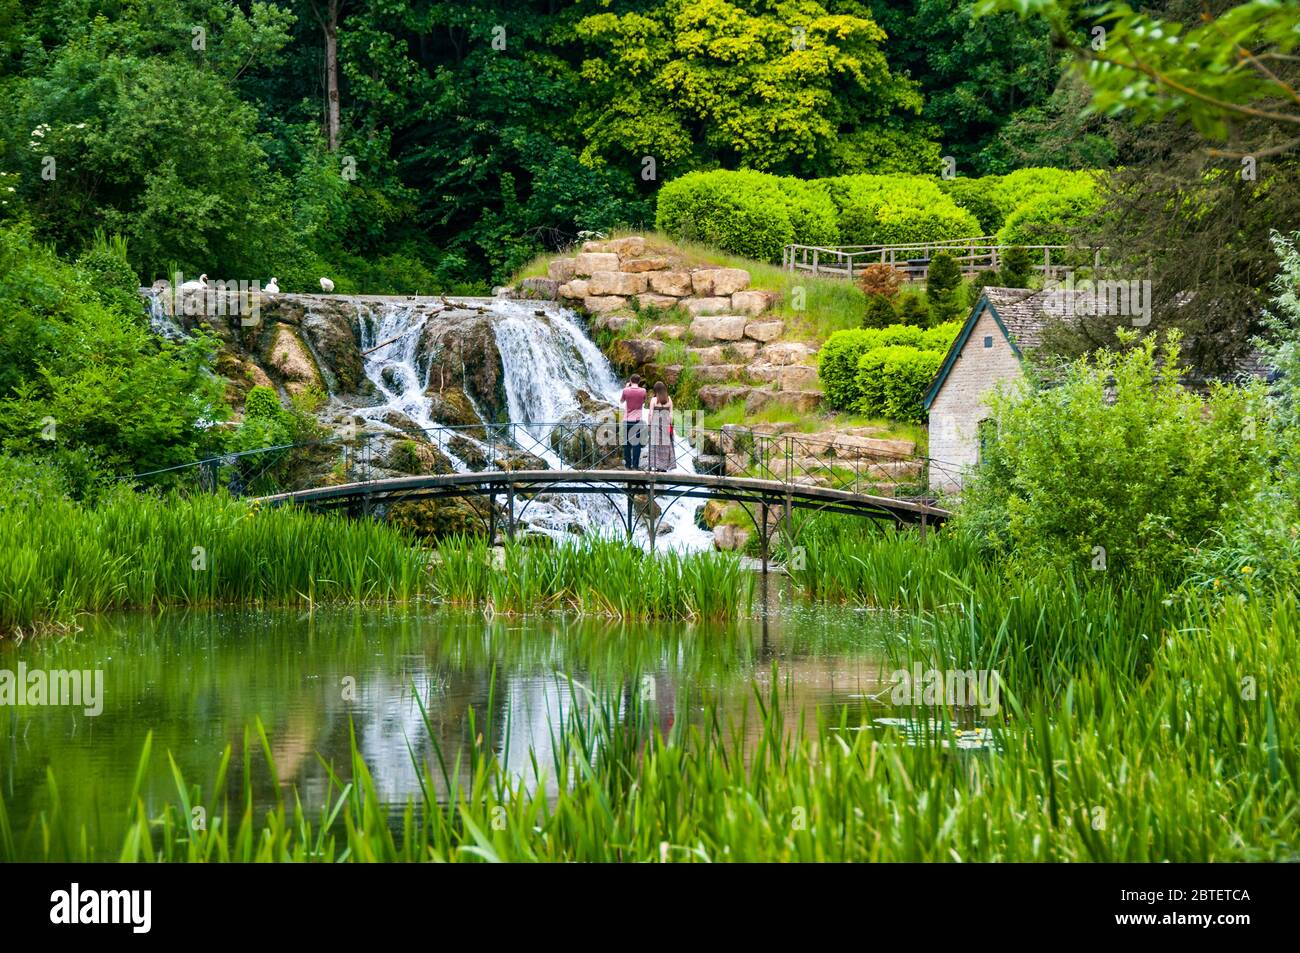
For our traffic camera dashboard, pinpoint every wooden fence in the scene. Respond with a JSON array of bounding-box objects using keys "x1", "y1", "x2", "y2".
[{"x1": 782, "y1": 240, "x2": 1104, "y2": 282}]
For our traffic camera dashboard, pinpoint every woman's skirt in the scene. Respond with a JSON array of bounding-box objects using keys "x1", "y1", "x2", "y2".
[{"x1": 647, "y1": 410, "x2": 676, "y2": 471}]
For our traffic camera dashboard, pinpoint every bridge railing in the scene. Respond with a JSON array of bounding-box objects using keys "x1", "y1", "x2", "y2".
[{"x1": 127, "y1": 419, "x2": 968, "y2": 503}]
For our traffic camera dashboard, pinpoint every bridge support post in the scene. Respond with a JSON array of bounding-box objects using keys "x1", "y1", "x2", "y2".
[
  {"x1": 488, "y1": 488, "x2": 497, "y2": 544},
  {"x1": 920, "y1": 513, "x2": 928, "y2": 543},
  {"x1": 759, "y1": 502, "x2": 769, "y2": 577},
  {"x1": 647, "y1": 478, "x2": 657, "y2": 550},
  {"x1": 506, "y1": 483, "x2": 516, "y2": 541}
]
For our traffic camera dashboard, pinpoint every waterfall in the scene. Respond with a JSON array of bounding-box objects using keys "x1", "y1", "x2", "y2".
[{"x1": 355, "y1": 297, "x2": 713, "y2": 551}]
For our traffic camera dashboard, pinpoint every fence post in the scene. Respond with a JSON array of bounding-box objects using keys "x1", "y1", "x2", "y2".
[
  {"x1": 1044, "y1": 246, "x2": 1051, "y2": 277},
  {"x1": 813, "y1": 249, "x2": 819, "y2": 276}
]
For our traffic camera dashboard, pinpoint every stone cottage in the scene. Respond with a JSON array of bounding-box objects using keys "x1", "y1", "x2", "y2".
[{"x1": 923, "y1": 287, "x2": 1055, "y2": 495}]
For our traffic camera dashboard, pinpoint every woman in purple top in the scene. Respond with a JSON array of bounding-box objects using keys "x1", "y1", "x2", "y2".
[{"x1": 620, "y1": 374, "x2": 647, "y2": 469}]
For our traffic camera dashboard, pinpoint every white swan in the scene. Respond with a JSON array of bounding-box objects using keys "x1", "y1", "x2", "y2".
[
  {"x1": 265, "y1": 277, "x2": 280, "y2": 294},
  {"x1": 319, "y1": 277, "x2": 335, "y2": 293},
  {"x1": 179, "y1": 273, "x2": 208, "y2": 292}
]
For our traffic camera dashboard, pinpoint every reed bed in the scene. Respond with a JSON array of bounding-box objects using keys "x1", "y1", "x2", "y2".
[
  {"x1": 428, "y1": 535, "x2": 753, "y2": 621},
  {"x1": 0, "y1": 488, "x2": 430, "y2": 636},
  {"x1": 6, "y1": 592, "x2": 1293, "y2": 862}
]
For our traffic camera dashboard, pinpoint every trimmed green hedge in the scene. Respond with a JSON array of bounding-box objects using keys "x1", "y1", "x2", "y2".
[
  {"x1": 654, "y1": 170, "x2": 794, "y2": 262},
  {"x1": 818, "y1": 322, "x2": 957, "y2": 414},
  {"x1": 996, "y1": 186, "x2": 1105, "y2": 248},
  {"x1": 856, "y1": 346, "x2": 945, "y2": 423},
  {"x1": 656, "y1": 167, "x2": 1104, "y2": 264}
]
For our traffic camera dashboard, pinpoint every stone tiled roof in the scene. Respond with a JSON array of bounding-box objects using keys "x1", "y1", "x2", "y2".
[{"x1": 981, "y1": 286, "x2": 1084, "y2": 352}]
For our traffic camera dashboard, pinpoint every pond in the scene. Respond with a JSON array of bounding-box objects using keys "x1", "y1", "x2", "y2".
[{"x1": 0, "y1": 592, "x2": 962, "y2": 858}]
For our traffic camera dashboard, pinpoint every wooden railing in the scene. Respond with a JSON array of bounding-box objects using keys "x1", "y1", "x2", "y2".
[{"x1": 782, "y1": 241, "x2": 1104, "y2": 282}]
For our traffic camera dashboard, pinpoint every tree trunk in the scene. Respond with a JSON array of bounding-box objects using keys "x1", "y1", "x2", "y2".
[{"x1": 323, "y1": 0, "x2": 340, "y2": 152}]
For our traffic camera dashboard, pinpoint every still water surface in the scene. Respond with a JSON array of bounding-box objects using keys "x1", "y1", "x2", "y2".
[{"x1": 1, "y1": 597, "x2": 934, "y2": 854}]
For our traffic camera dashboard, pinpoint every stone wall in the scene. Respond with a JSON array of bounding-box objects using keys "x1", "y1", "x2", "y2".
[{"x1": 927, "y1": 308, "x2": 1025, "y2": 494}]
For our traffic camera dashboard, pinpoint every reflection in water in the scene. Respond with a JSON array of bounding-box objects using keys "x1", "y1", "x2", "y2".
[{"x1": 0, "y1": 598, "x2": 986, "y2": 856}]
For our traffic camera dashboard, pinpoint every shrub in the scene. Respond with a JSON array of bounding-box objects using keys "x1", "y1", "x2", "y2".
[
  {"x1": 954, "y1": 331, "x2": 1266, "y2": 578},
  {"x1": 818, "y1": 329, "x2": 880, "y2": 409},
  {"x1": 820, "y1": 325, "x2": 929, "y2": 409},
  {"x1": 972, "y1": 268, "x2": 1000, "y2": 295},
  {"x1": 998, "y1": 246, "x2": 1034, "y2": 287},
  {"x1": 856, "y1": 263, "x2": 906, "y2": 299},
  {"x1": 920, "y1": 321, "x2": 963, "y2": 352},
  {"x1": 897, "y1": 294, "x2": 929, "y2": 327},
  {"x1": 825, "y1": 174, "x2": 981, "y2": 246},
  {"x1": 938, "y1": 177, "x2": 1005, "y2": 234},
  {"x1": 855, "y1": 345, "x2": 944, "y2": 423},
  {"x1": 862, "y1": 294, "x2": 898, "y2": 329},
  {"x1": 925, "y1": 252, "x2": 964, "y2": 325},
  {"x1": 988, "y1": 168, "x2": 1099, "y2": 222},
  {"x1": 655, "y1": 170, "x2": 794, "y2": 262},
  {"x1": 997, "y1": 186, "x2": 1104, "y2": 248},
  {"x1": 774, "y1": 176, "x2": 840, "y2": 247}
]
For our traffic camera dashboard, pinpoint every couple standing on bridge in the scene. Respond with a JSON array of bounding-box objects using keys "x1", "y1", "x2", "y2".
[{"x1": 619, "y1": 374, "x2": 676, "y2": 472}]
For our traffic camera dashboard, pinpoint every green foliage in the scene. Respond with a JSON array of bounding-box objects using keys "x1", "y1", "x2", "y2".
[
  {"x1": 997, "y1": 185, "x2": 1104, "y2": 250},
  {"x1": 575, "y1": 0, "x2": 929, "y2": 175},
  {"x1": 955, "y1": 332, "x2": 1267, "y2": 578},
  {"x1": 0, "y1": 224, "x2": 225, "y2": 475},
  {"x1": 655, "y1": 170, "x2": 793, "y2": 262},
  {"x1": 819, "y1": 323, "x2": 947, "y2": 412},
  {"x1": 855, "y1": 345, "x2": 944, "y2": 422},
  {"x1": 827, "y1": 174, "x2": 981, "y2": 245},
  {"x1": 972, "y1": 268, "x2": 1000, "y2": 295},
  {"x1": 862, "y1": 294, "x2": 898, "y2": 329},
  {"x1": 998, "y1": 245, "x2": 1034, "y2": 287},
  {"x1": 925, "y1": 252, "x2": 964, "y2": 324},
  {"x1": 939, "y1": 177, "x2": 1005, "y2": 233},
  {"x1": 897, "y1": 294, "x2": 930, "y2": 327},
  {"x1": 1188, "y1": 230, "x2": 1300, "y2": 595}
]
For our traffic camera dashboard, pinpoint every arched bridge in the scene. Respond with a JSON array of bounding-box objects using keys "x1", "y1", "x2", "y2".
[{"x1": 130, "y1": 420, "x2": 953, "y2": 570}]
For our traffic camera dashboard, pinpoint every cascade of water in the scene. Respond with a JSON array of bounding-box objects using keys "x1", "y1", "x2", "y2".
[{"x1": 354, "y1": 297, "x2": 713, "y2": 551}]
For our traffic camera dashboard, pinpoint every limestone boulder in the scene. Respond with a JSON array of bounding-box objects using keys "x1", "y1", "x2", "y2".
[
  {"x1": 646, "y1": 325, "x2": 685, "y2": 340},
  {"x1": 558, "y1": 279, "x2": 589, "y2": 299},
  {"x1": 692, "y1": 268, "x2": 750, "y2": 296},
  {"x1": 593, "y1": 314, "x2": 634, "y2": 332},
  {"x1": 684, "y1": 297, "x2": 733, "y2": 317},
  {"x1": 692, "y1": 364, "x2": 746, "y2": 383},
  {"x1": 547, "y1": 259, "x2": 576, "y2": 282},
  {"x1": 612, "y1": 338, "x2": 664, "y2": 365},
  {"x1": 583, "y1": 295, "x2": 629, "y2": 313},
  {"x1": 621, "y1": 256, "x2": 669, "y2": 273},
  {"x1": 587, "y1": 271, "x2": 647, "y2": 297},
  {"x1": 689, "y1": 346, "x2": 725, "y2": 365},
  {"x1": 648, "y1": 271, "x2": 693, "y2": 296},
  {"x1": 833, "y1": 436, "x2": 917, "y2": 460},
  {"x1": 636, "y1": 293, "x2": 680, "y2": 310},
  {"x1": 761, "y1": 341, "x2": 816, "y2": 366},
  {"x1": 713, "y1": 524, "x2": 752, "y2": 552},
  {"x1": 732, "y1": 290, "x2": 776, "y2": 315},
  {"x1": 574, "y1": 252, "x2": 620, "y2": 276},
  {"x1": 779, "y1": 365, "x2": 820, "y2": 391},
  {"x1": 697, "y1": 385, "x2": 752, "y2": 411},
  {"x1": 581, "y1": 240, "x2": 609, "y2": 253},
  {"x1": 724, "y1": 340, "x2": 761, "y2": 361},
  {"x1": 690, "y1": 315, "x2": 748, "y2": 341},
  {"x1": 744, "y1": 320, "x2": 784, "y2": 342},
  {"x1": 606, "y1": 236, "x2": 646, "y2": 258},
  {"x1": 745, "y1": 389, "x2": 822, "y2": 415},
  {"x1": 517, "y1": 277, "x2": 558, "y2": 300}
]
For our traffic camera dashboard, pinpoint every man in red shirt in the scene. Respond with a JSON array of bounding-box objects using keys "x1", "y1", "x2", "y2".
[{"x1": 620, "y1": 374, "x2": 647, "y2": 469}]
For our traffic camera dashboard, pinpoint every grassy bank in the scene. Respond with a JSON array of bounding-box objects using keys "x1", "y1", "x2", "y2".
[
  {"x1": 8, "y1": 589, "x2": 1293, "y2": 862},
  {"x1": 430, "y1": 535, "x2": 752, "y2": 621},
  {"x1": 0, "y1": 479, "x2": 755, "y2": 636}
]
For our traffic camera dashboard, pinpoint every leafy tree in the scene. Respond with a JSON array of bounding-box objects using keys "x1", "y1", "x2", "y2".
[
  {"x1": 863, "y1": 294, "x2": 897, "y2": 328},
  {"x1": 575, "y1": 0, "x2": 932, "y2": 177},
  {"x1": 925, "y1": 252, "x2": 964, "y2": 324},
  {"x1": 0, "y1": 224, "x2": 226, "y2": 474},
  {"x1": 955, "y1": 331, "x2": 1266, "y2": 577},
  {"x1": 997, "y1": 245, "x2": 1034, "y2": 287}
]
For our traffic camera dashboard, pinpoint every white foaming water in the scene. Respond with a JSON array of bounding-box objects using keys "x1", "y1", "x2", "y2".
[{"x1": 355, "y1": 297, "x2": 712, "y2": 551}]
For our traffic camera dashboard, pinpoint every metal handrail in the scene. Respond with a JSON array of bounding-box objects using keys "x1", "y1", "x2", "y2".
[{"x1": 127, "y1": 419, "x2": 966, "y2": 502}]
